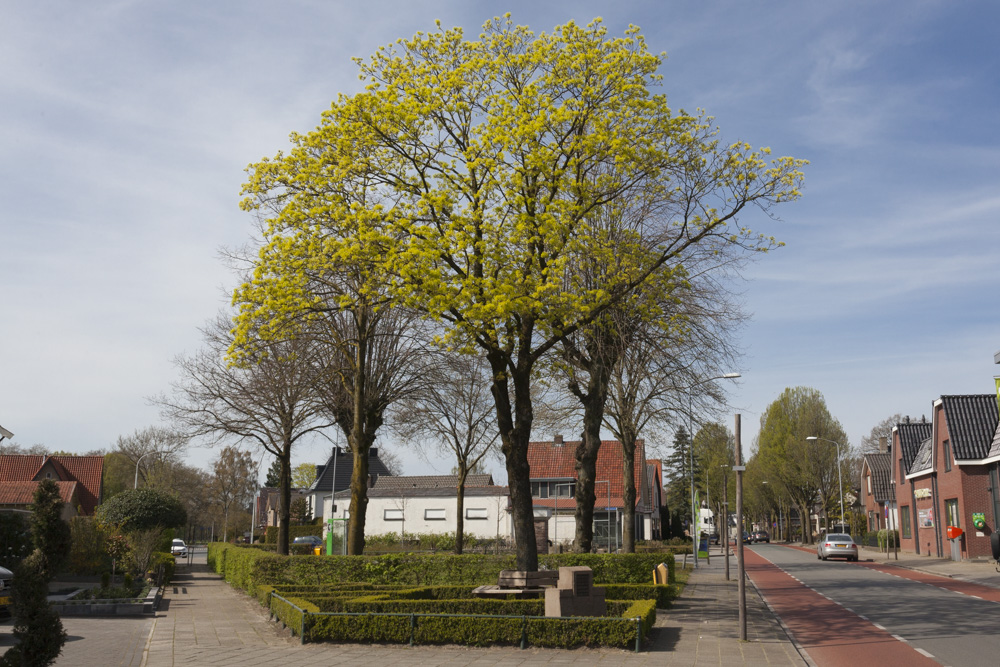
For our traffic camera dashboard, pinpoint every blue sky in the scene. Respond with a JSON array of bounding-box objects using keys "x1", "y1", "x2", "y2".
[{"x1": 2, "y1": 1, "x2": 998, "y2": 482}]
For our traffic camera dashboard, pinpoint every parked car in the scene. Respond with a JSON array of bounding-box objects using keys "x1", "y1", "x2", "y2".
[
  {"x1": 752, "y1": 530, "x2": 770, "y2": 543},
  {"x1": 817, "y1": 533, "x2": 859, "y2": 561},
  {"x1": 171, "y1": 538, "x2": 188, "y2": 558},
  {"x1": 292, "y1": 535, "x2": 324, "y2": 549},
  {"x1": 0, "y1": 565, "x2": 12, "y2": 613}
]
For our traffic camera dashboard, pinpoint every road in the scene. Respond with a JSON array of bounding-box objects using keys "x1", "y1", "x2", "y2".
[{"x1": 746, "y1": 543, "x2": 1000, "y2": 667}]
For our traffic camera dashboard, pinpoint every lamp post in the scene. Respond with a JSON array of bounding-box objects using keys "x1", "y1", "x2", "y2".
[
  {"x1": 807, "y1": 436, "x2": 845, "y2": 531},
  {"x1": 720, "y1": 464, "x2": 730, "y2": 580},
  {"x1": 134, "y1": 451, "x2": 153, "y2": 489},
  {"x1": 687, "y1": 372, "x2": 741, "y2": 569}
]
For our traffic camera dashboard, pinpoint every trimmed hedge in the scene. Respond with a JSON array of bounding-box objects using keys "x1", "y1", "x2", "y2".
[
  {"x1": 207, "y1": 543, "x2": 675, "y2": 596},
  {"x1": 299, "y1": 607, "x2": 648, "y2": 649}
]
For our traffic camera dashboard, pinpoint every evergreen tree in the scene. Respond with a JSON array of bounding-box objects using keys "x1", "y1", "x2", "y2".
[
  {"x1": 30, "y1": 479, "x2": 71, "y2": 575},
  {"x1": 265, "y1": 458, "x2": 281, "y2": 487},
  {"x1": 664, "y1": 426, "x2": 697, "y2": 529}
]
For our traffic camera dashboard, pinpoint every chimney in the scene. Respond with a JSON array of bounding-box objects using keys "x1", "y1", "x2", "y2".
[
  {"x1": 369, "y1": 447, "x2": 378, "y2": 457},
  {"x1": 554, "y1": 435, "x2": 563, "y2": 447},
  {"x1": 878, "y1": 437, "x2": 887, "y2": 453}
]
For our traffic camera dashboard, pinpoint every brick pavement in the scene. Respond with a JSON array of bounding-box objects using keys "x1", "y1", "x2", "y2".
[{"x1": 2, "y1": 544, "x2": 807, "y2": 666}]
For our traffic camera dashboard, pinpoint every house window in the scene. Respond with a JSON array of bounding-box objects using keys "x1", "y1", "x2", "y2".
[
  {"x1": 899, "y1": 459, "x2": 906, "y2": 485},
  {"x1": 866, "y1": 475, "x2": 872, "y2": 496},
  {"x1": 384, "y1": 509, "x2": 404, "y2": 521},
  {"x1": 944, "y1": 440, "x2": 952, "y2": 472},
  {"x1": 424, "y1": 509, "x2": 446, "y2": 521},
  {"x1": 531, "y1": 481, "x2": 575, "y2": 498},
  {"x1": 900, "y1": 506, "x2": 911, "y2": 539},
  {"x1": 945, "y1": 499, "x2": 959, "y2": 527},
  {"x1": 466, "y1": 508, "x2": 488, "y2": 520}
]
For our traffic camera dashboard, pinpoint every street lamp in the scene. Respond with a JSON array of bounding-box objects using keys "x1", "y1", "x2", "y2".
[
  {"x1": 720, "y1": 464, "x2": 730, "y2": 580},
  {"x1": 806, "y1": 436, "x2": 845, "y2": 531},
  {"x1": 134, "y1": 451, "x2": 154, "y2": 489},
  {"x1": 687, "y1": 372, "x2": 741, "y2": 568}
]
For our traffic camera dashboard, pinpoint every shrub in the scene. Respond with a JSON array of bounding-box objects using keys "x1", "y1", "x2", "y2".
[
  {"x1": 68, "y1": 517, "x2": 109, "y2": 575},
  {"x1": 149, "y1": 552, "x2": 176, "y2": 585},
  {"x1": 95, "y1": 489, "x2": 187, "y2": 532},
  {"x1": 0, "y1": 512, "x2": 31, "y2": 571},
  {"x1": 2, "y1": 550, "x2": 66, "y2": 666}
]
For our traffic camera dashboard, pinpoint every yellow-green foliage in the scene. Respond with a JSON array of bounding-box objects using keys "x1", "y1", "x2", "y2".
[{"x1": 231, "y1": 16, "x2": 805, "y2": 358}]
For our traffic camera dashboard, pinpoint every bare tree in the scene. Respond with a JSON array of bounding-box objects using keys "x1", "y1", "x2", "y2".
[
  {"x1": 112, "y1": 427, "x2": 187, "y2": 490},
  {"x1": 310, "y1": 300, "x2": 425, "y2": 555},
  {"x1": 211, "y1": 446, "x2": 259, "y2": 542},
  {"x1": 157, "y1": 314, "x2": 330, "y2": 554},
  {"x1": 602, "y1": 263, "x2": 745, "y2": 552},
  {"x1": 393, "y1": 350, "x2": 500, "y2": 554}
]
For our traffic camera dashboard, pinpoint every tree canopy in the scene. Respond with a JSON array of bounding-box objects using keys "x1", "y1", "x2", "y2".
[
  {"x1": 95, "y1": 488, "x2": 187, "y2": 532},
  {"x1": 233, "y1": 16, "x2": 805, "y2": 569}
]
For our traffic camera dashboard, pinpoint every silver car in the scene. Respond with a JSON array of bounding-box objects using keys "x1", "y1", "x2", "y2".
[{"x1": 817, "y1": 533, "x2": 858, "y2": 561}]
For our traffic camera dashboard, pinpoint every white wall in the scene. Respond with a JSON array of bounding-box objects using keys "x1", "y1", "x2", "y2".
[{"x1": 323, "y1": 493, "x2": 512, "y2": 540}]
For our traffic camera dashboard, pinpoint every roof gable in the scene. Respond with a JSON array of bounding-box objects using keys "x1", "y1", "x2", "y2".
[
  {"x1": 862, "y1": 452, "x2": 892, "y2": 501},
  {"x1": 308, "y1": 447, "x2": 394, "y2": 495},
  {"x1": 941, "y1": 394, "x2": 999, "y2": 460},
  {"x1": 908, "y1": 437, "x2": 933, "y2": 476},
  {"x1": 526, "y1": 438, "x2": 648, "y2": 509},
  {"x1": 896, "y1": 422, "x2": 932, "y2": 474},
  {"x1": 0, "y1": 454, "x2": 103, "y2": 514}
]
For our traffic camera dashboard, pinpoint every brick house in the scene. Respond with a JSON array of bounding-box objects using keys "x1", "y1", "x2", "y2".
[
  {"x1": 860, "y1": 446, "x2": 892, "y2": 533},
  {"x1": 0, "y1": 454, "x2": 105, "y2": 518},
  {"x1": 893, "y1": 395, "x2": 999, "y2": 559},
  {"x1": 526, "y1": 436, "x2": 654, "y2": 550}
]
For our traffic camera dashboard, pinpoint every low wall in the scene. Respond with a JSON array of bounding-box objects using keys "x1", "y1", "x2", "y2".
[{"x1": 51, "y1": 587, "x2": 161, "y2": 616}]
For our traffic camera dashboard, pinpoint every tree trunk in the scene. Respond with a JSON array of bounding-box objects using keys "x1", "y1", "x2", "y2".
[
  {"x1": 489, "y1": 346, "x2": 537, "y2": 572},
  {"x1": 347, "y1": 438, "x2": 371, "y2": 554},
  {"x1": 621, "y1": 435, "x2": 637, "y2": 553},
  {"x1": 573, "y1": 380, "x2": 608, "y2": 553},
  {"x1": 455, "y1": 467, "x2": 467, "y2": 555},
  {"x1": 347, "y1": 307, "x2": 371, "y2": 556},
  {"x1": 277, "y1": 449, "x2": 291, "y2": 555}
]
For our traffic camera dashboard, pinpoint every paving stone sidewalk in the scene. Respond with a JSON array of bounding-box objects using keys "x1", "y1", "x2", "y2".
[
  {"x1": 137, "y1": 545, "x2": 805, "y2": 667},
  {"x1": 3, "y1": 544, "x2": 805, "y2": 666}
]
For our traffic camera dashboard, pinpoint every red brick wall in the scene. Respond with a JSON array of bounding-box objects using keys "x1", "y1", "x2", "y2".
[{"x1": 894, "y1": 430, "x2": 919, "y2": 555}]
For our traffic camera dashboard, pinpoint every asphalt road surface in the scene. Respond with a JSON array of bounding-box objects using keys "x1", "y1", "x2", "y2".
[{"x1": 747, "y1": 543, "x2": 1000, "y2": 667}]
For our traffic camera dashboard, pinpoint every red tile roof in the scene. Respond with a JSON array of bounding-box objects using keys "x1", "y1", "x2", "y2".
[
  {"x1": 526, "y1": 439, "x2": 647, "y2": 509},
  {"x1": 0, "y1": 480, "x2": 78, "y2": 507},
  {"x1": 0, "y1": 455, "x2": 104, "y2": 515}
]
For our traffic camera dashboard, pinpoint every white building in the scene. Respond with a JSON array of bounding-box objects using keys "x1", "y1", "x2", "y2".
[{"x1": 323, "y1": 474, "x2": 512, "y2": 541}]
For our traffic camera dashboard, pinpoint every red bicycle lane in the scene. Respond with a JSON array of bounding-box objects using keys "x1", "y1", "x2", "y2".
[{"x1": 742, "y1": 548, "x2": 939, "y2": 667}]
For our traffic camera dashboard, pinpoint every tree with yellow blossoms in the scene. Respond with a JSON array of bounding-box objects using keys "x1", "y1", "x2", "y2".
[{"x1": 234, "y1": 16, "x2": 805, "y2": 570}]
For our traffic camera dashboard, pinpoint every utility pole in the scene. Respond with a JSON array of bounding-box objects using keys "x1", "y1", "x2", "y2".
[
  {"x1": 721, "y1": 464, "x2": 730, "y2": 581},
  {"x1": 734, "y1": 414, "x2": 746, "y2": 641}
]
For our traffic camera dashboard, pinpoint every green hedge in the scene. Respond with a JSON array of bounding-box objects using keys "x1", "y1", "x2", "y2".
[
  {"x1": 150, "y1": 552, "x2": 176, "y2": 585},
  {"x1": 254, "y1": 569, "x2": 659, "y2": 650},
  {"x1": 207, "y1": 543, "x2": 675, "y2": 595},
  {"x1": 300, "y1": 607, "x2": 648, "y2": 649}
]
